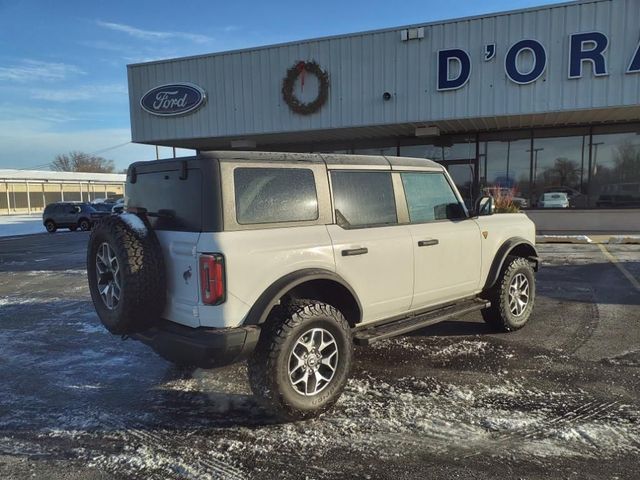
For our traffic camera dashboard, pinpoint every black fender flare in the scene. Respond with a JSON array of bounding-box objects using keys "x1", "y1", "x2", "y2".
[
  {"x1": 483, "y1": 237, "x2": 539, "y2": 290},
  {"x1": 243, "y1": 268, "x2": 362, "y2": 326}
]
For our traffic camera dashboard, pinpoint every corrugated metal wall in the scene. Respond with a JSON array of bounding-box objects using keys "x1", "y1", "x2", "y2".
[{"x1": 128, "y1": 0, "x2": 640, "y2": 144}]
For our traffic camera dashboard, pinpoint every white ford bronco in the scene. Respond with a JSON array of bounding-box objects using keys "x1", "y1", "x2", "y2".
[{"x1": 87, "y1": 151, "x2": 538, "y2": 419}]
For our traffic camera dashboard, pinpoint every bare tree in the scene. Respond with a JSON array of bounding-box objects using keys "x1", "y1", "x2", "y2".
[
  {"x1": 541, "y1": 157, "x2": 580, "y2": 187},
  {"x1": 51, "y1": 151, "x2": 115, "y2": 173}
]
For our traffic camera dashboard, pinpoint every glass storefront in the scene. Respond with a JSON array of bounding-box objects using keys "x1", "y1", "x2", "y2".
[
  {"x1": 588, "y1": 127, "x2": 640, "y2": 208},
  {"x1": 479, "y1": 132, "x2": 531, "y2": 206},
  {"x1": 531, "y1": 129, "x2": 590, "y2": 208},
  {"x1": 321, "y1": 122, "x2": 640, "y2": 209}
]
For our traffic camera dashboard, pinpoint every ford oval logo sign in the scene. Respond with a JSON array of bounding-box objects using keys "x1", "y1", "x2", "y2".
[{"x1": 140, "y1": 83, "x2": 206, "y2": 116}]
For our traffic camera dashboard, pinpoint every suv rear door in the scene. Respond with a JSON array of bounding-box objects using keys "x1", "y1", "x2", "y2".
[
  {"x1": 126, "y1": 160, "x2": 209, "y2": 328},
  {"x1": 327, "y1": 169, "x2": 413, "y2": 323},
  {"x1": 400, "y1": 171, "x2": 482, "y2": 309}
]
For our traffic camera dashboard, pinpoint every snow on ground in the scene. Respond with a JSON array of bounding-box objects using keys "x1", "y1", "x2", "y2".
[{"x1": 0, "y1": 214, "x2": 46, "y2": 237}]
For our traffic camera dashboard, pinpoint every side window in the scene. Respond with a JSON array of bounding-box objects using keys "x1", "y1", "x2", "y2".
[
  {"x1": 330, "y1": 171, "x2": 397, "y2": 228},
  {"x1": 401, "y1": 172, "x2": 466, "y2": 223},
  {"x1": 234, "y1": 168, "x2": 318, "y2": 224}
]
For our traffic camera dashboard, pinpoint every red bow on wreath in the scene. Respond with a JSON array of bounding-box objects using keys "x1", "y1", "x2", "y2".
[
  {"x1": 282, "y1": 60, "x2": 329, "y2": 115},
  {"x1": 296, "y1": 61, "x2": 306, "y2": 92}
]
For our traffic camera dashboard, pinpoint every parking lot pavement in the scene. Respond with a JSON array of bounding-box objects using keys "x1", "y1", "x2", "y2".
[{"x1": 1, "y1": 234, "x2": 639, "y2": 479}]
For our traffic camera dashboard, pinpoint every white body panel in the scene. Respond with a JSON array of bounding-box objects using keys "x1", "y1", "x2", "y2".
[
  {"x1": 326, "y1": 224, "x2": 414, "y2": 323},
  {"x1": 195, "y1": 226, "x2": 335, "y2": 328},
  {"x1": 474, "y1": 213, "x2": 537, "y2": 285},
  {"x1": 407, "y1": 219, "x2": 482, "y2": 309}
]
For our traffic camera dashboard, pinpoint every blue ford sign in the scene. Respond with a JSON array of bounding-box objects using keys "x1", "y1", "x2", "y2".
[{"x1": 140, "y1": 83, "x2": 206, "y2": 116}]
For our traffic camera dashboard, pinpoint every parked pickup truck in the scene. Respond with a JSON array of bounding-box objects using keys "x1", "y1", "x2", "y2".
[{"x1": 87, "y1": 151, "x2": 539, "y2": 419}]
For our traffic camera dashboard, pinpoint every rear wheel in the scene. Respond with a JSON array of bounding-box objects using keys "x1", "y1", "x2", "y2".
[
  {"x1": 45, "y1": 220, "x2": 56, "y2": 233},
  {"x1": 248, "y1": 300, "x2": 353, "y2": 420},
  {"x1": 79, "y1": 219, "x2": 91, "y2": 231},
  {"x1": 482, "y1": 255, "x2": 535, "y2": 331}
]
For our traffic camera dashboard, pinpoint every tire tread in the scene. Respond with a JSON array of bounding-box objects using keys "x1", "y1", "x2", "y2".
[
  {"x1": 248, "y1": 300, "x2": 351, "y2": 420},
  {"x1": 482, "y1": 255, "x2": 535, "y2": 332}
]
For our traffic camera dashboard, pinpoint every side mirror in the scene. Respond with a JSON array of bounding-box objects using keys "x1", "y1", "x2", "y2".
[{"x1": 473, "y1": 195, "x2": 494, "y2": 217}]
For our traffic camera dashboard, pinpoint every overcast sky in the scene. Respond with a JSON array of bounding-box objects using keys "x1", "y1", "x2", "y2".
[{"x1": 0, "y1": 0, "x2": 562, "y2": 171}]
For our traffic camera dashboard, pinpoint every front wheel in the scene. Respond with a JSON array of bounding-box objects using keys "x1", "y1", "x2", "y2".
[
  {"x1": 481, "y1": 256, "x2": 535, "y2": 332},
  {"x1": 45, "y1": 220, "x2": 56, "y2": 233},
  {"x1": 248, "y1": 300, "x2": 353, "y2": 420}
]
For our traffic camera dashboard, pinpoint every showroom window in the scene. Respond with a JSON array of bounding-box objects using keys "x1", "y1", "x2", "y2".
[
  {"x1": 479, "y1": 132, "x2": 532, "y2": 205},
  {"x1": 352, "y1": 146, "x2": 398, "y2": 156},
  {"x1": 531, "y1": 129, "x2": 590, "y2": 208},
  {"x1": 588, "y1": 125, "x2": 640, "y2": 208}
]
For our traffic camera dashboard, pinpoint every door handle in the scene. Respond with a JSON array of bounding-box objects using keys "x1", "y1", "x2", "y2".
[
  {"x1": 418, "y1": 239, "x2": 439, "y2": 247},
  {"x1": 342, "y1": 247, "x2": 368, "y2": 256}
]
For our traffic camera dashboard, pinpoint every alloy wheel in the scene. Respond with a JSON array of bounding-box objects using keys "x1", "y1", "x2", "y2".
[
  {"x1": 288, "y1": 328, "x2": 339, "y2": 396},
  {"x1": 96, "y1": 242, "x2": 121, "y2": 310},
  {"x1": 508, "y1": 273, "x2": 530, "y2": 317}
]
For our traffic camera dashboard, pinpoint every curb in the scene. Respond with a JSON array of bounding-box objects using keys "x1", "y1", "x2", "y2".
[
  {"x1": 607, "y1": 235, "x2": 640, "y2": 245},
  {"x1": 536, "y1": 235, "x2": 593, "y2": 244},
  {"x1": 536, "y1": 235, "x2": 640, "y2": 245}
]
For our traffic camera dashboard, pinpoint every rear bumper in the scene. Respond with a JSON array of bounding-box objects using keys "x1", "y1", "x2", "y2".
[{"x1": 132, "y1": 321, "x2": 261, "y2": 369}]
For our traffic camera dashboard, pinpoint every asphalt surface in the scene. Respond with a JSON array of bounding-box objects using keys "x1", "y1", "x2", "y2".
[{"x1": 0, "y1": 232, "x2": 639, "y2": 479}]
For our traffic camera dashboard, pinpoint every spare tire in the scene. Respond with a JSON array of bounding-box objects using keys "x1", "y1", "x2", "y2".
[{"x1": 87, "y1": 214, "x2": 166, "y2": 335}]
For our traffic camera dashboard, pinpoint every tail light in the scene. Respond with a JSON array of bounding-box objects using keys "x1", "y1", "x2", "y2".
[{"x1": 199, "y1": 254, "x2": 225, "y2": 305}]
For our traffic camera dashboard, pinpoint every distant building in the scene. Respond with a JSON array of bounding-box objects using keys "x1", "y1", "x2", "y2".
[{"x1": 0, "y1": 170, "x2": 126, "y2": 215}]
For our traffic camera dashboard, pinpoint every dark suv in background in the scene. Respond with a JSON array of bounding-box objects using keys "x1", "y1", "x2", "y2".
[{"x1": 42, "y1": 202, "x2": 110, "y2": 233}]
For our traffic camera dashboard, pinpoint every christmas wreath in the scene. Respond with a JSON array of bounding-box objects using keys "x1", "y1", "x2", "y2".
[{"x1": 282, "y1": 60, "x2": 329, "y2": 115}]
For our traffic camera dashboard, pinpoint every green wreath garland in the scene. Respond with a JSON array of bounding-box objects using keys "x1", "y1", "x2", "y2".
[{"x1": 282, "y1": 60, "x2": 329, "y2": 115}]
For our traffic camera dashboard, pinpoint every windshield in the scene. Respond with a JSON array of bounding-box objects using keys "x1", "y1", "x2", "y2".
[{"x1": 543, "y1": 193, "x2": 567, "y2": 200}]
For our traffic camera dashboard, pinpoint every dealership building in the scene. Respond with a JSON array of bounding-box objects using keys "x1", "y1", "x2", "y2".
[{"x1": 127, "y1": 0, "x2": 640, "y2": 232}]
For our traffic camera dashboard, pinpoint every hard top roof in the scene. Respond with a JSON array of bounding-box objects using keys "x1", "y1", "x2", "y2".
[{"x1": 200, "y1": 151, "x2": 442, "y2": 170}]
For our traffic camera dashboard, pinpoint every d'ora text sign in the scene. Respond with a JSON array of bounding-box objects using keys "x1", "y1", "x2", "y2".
[
  {"x1": 140, "y1": 83, "x2": 206, "y2": 116},
  {"x1": 437, "y1": 31, "x2": 640, "y2": 91}
]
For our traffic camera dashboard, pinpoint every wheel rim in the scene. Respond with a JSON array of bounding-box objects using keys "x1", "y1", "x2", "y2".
[
  {"x1": 288, "y1": 327, "x2": 338, "y2": 397},
  {"x1": 81, "y1": 221, "x2": 90, "y2": 231},
  {"x1": 508, "y1": 273, "x2": 530, "y2": 317},
  {"x1": 95, "y1": 242, "x2": 121, "y2": 310},
  {"x1": 46, "y1": 222, "x2": 54, "y2": 231}
]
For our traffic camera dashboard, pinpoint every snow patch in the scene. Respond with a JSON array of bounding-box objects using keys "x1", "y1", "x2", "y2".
[
  {"x1": 432, "y1": 340, "x2": 489, "y2": 358},
  {"x1": 0, "y1": 214, "x2": 46, "y2": 237},
  {"x1": 119, "y1": 213, "x2": 147, "y2": 236}
]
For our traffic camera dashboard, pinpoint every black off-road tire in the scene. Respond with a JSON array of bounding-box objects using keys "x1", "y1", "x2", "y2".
[
  {"x1": 87, "y1": 215, "x2": 166, "y2": 335},
  {"x1": 248, "y1": 300, "x2": 353, "y2": 420},
  {"x1": 79, "y1": 218, "x2": 91, "y2": 231},
  {"x1": 481, "y1": 255, "x2": 535, "y2": 332},
  {"x1": 45, "y1": 220, "x2": 56, "y2": 233}
]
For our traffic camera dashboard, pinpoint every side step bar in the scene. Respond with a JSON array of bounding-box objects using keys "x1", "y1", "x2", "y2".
[{"x1": 353, "y1": 298, "x2": 490, "y2": 346}]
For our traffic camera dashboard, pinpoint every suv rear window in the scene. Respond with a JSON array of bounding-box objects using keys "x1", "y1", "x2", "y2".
[
  {"x1": 234, "y1": 168, "x2": 318, "y2": 224},
  {"x1": 330, "y1": 171, "x2": 397, "y2": 228},
  {"x1": 127, "y1": 167, "x2": 204, "y2": 231}
]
